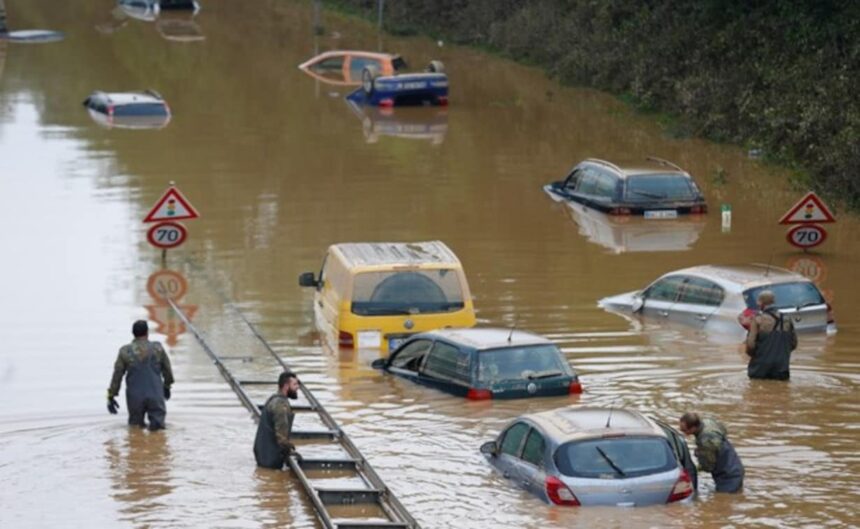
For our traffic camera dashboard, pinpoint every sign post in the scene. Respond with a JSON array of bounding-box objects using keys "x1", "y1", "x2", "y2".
[
  {"x1": 779, "y1": 192, "x2": 835, "y2": 251},
  {"x1": 143, "y1": 183, "x2": 199, "y2": 263}
]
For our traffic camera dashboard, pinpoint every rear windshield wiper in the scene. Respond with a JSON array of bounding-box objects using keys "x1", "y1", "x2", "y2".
[
  {"x1": 628, "y1": 189, "x2": 665, "y2": 199},
  {"x1": 527, "y1": 370, "x2": 563, "y2": 380},
  {"x1": 595, "y1": 446, "x2": 626, "y2": 477}
]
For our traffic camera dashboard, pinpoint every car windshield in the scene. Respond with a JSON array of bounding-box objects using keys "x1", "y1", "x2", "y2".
[
  {"x1": 744, "y1": 281, "x2": 825, "y2": 309},
  {"x1": 477, "y1": 345, "x2": 571, "y2": 384},
  {"x1": 624, "y1": 174, "x2": 697, "y2": 202},
  {"x1": 351, "y1": 269, "x2": 464, "y2": 316},
  {"x1": 113, "y1": 103, "x2": 168, "y2": 117},
  {"x1": 555, "y1": 437, "x2": 676, "y2": 479}
]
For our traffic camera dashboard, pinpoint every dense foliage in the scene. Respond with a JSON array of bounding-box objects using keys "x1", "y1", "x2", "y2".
[{"x1": 336, "y1": 0, "x2": 860, "y2": 207}]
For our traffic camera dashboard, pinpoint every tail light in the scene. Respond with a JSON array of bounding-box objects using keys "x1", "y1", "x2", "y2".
[
  {"x1": 466, "y1": 388, "x2": 492, "y2": 400},
  {"x1": 690, "y1": 205, "x2": 707, "y2": 214},
  {"x1": 378, "y1": 98, "x2": 395, "y2": 108},
  {"x1": 107, "y1": 105, "x2": 115, "y2": 116},
  {"x1": 826, "y1": 303, "x2": 835, "y2": 324},
  {"x1": 437, "y1": 96, "x2": 449, "y2": 106},
  {"x1": 338, "y1": 330, "x2": 354, "y2": 348},
  {"x1": 738, "y1": 308, "x2": 756, "y2": 330},
  {"x1": 609, "y1": 207, "x2": 632, "y2": 215},
  {"x1": 568, "y1": 381, "x2": 583, "y2": 394},
  {"x1": 667, "y1": 468, "x2": 694, "y2": 503},
  {"x1": 546, "y1": 476, "x2": 580, "y2": 506}
]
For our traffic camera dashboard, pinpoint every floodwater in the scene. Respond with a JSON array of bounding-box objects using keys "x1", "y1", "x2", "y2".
[{"x1": 1, "y1": 1, "x2": 858, "y2": 528}]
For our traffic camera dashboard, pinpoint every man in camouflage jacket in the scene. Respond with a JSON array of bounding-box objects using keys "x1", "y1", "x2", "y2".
[{"x1": 680, "y1": 412, "x2": 744, "y2": 493}]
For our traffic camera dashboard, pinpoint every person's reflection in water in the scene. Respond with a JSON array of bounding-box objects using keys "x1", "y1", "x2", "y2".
[
  {"x1": 254, "y1": 466, "x2": 304, "y2": 528},
  {"x1": 105, "y1": 428, "x2": 174, "y2": 520}
]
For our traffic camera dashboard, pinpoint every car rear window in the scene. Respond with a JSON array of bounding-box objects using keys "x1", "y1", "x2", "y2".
[
  {"x1": 477, "y1": 345, "x2": 572, "y2": 384},
  {"x1": 743, "y1": 281, "x2": 825, "y2": 309},
  {"x1": 624, "y1": 174, "x2": 698, "y2": 203},
  {"x1": 555, "y1": 436, "x2": 676, "y2": 479},
  {"x1": 351, "y1": 269, "x2": 465, "y2": 316},
  {"x1": 113, "y1": 103, "x2": 169, "y2": 117}
]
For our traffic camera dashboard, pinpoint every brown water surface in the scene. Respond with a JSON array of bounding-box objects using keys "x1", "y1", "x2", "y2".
[{"x1": 1, "y1": 1, "x2": 858, "y2": 528}]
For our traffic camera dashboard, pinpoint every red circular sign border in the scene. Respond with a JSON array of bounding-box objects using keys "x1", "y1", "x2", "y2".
[
  {"x1": 785, "y1": 224, "x2": 827, "y2": 249},
  {"x1": 146, "y1": 269, "x2": 188, "y2": 302},
  {"x1": 147, "y1": 221, "x2": 188, "y2": 249}
]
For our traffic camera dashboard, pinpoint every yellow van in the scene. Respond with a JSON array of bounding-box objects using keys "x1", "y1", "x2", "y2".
[{"x1": 298, "y1": 241, "x2": 476, "y2": 351}]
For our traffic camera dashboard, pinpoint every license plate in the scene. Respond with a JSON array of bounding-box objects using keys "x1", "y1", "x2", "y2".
[
  {"x1": 389, "y1": 337, "x2": 405, "y2": 351},
  {"x1": 356, "y1": 330, "x2": 381, "y2": 348},
  {"x1": 644, "y1": 210, "x2": 678, "y2": 219}
]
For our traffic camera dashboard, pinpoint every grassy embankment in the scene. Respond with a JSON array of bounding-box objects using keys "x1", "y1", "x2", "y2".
[{"x1": 329, "y1": 0, "x2": 859, "y2": 209}]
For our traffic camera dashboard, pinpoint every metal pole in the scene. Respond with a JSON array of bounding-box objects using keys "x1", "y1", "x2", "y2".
[{"x1": 0, "y1": 0, "x2": 8, "y2": 34}]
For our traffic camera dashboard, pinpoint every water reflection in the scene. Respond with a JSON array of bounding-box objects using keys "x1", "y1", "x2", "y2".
[
  {"x1": 557, "y1": 200, "x2": 705, "y2": 254},
  {"x1": 98, "y1": 1, "x2": 204, "y2": 41},
  {"x1": 346, "y1": 100, "x2": 447, "y2": 144},
  {"x1": 105, "y1": 429, "x2": 174, "y2": 520},
  {"x1": 145, "y1": 268, "x2": 196, "y2": 347}
]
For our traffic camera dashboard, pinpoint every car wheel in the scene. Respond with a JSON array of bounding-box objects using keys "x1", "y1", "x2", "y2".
[
  {"x1": 427, "y1": 60, "x2": 445, "y2": 73},
  {"x1": 362, "y1": 66, "x2": 379, "y2": 96}
]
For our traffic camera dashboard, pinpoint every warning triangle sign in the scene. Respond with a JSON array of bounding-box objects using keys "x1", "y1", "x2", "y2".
[
  {"x1": 143, "y1": 186, "x2": 200, "y2": 223},
  {"x1": 778, "y1": 192, "x2": 836, "y2": 225}
]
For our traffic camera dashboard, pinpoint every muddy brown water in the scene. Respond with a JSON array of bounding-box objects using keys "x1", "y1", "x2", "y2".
[{"x1": 1, "y1": 1, "x2": 858, "y2": 528}]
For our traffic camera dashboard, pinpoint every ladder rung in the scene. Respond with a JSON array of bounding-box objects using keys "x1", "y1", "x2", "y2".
[
  {"x1": 255, "y1": 402, "x2": 316, "y2": 412},
  {"x1": 219, "y1": 356, "x2": 255, "y2": 361},
  {"x1": 335, "y1": 522, "x2": 408, "y2": 529},
  {"x1": 292, "y1": 429, "x2": 338, "y2": 440},
  {"x1": 317, "y1": 487, "x2": 381, "y2": 505},
  {"x1": 298, "y1": 457, "x2": 358, "y2": 470},
  {"x1": 240, "y1": 380, "x2": 276, "y2": 385}
]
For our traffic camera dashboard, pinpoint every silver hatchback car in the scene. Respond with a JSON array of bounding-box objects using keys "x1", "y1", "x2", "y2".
[
  {"x1": 599, "y1": 264, "x2": 835, "y2": 335},
  {"x1": 480, "y1": 407, "x2": 696, "y2": 507}
]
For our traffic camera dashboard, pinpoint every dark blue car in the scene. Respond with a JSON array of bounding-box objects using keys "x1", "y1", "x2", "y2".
[
  {"x1": 371, "y1": 328, "x2": 583, "y2": 400},
  {"x1": 347, "y1": 61, "x2": 449, "y2": 108}
]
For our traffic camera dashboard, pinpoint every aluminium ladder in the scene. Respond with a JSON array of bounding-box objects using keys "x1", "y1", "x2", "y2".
[{"x1": 167, "y1": 298, "x2": 420, "y2": 529}]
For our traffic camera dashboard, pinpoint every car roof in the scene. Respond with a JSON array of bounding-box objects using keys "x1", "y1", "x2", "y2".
[
  {"x1": 419, "y1": 328, "x2": 552, "y2": 350},
  {"x1": 299, "y1": 50, "x2": 398, "y2": 68},
  {"x1": 89, "y1": 91, "x2": 165, "y2": 105},
  {"x1": 664, "y1": 264, "x2": 809, "y2": 291},
  {"x1": 580, "y1": 157, "x2": 691, "y2": 179},
  {"x1": 332, "y1": 241, "x2": 461, "y2": 269},
  {"x1": 524, "y1": 406, "x2": 666, "y2": 443}
]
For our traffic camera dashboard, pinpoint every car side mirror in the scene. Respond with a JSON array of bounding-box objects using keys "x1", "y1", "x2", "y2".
[
  {"x1": 298, "y1": 272, "x2": 318, "y2": 288},
  {"x1": 480, "y1": 441, "x2": 498, "y2": 457},
  {"x1": 371, "y1": 358, "x2": 386, "y2": 370},
  {"x1": 631, "y1": 290, "x2": 645, "y2": 313}
]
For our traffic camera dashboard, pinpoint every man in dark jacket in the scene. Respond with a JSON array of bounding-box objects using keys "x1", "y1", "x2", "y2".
[
  {"x1": 745, "y1": 290, "x2": 797, "y2": 380},
  {"x1": 680, "y1": 412, "x2": 744, "y2": 493},
  {"x1": 107, "y1": 320, "x2": 174, "y2": 430},
  {"x1": 254, "y1": 370, "x2": 300, "y2": 469}
]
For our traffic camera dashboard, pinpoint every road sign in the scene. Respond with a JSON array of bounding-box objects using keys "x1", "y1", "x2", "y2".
[
  {"x1": 145, "y1": 304, "x2": 198, "y2": 347},
  {"x1": 146, "y1": 269, "x2": 188, "y2": 302},
  {"x1": 779, "y1": 192, "x2": 836, "y2": 225},
  {"x1": 143, "y1": 186, "x2": 200, "y2": 223},
  {"x1": 147, "y1": 221, "x2": 187, "y2": 249},
  {"x1": 786, "y1": 255, "x2": 827, "y2": 283},
  {"x1": 786, "y1": 224, "x2": 827, "y2": 249}
]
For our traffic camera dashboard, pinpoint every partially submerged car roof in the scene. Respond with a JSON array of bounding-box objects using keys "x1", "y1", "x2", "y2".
[
  {"x1": 422, "y1": 328, "x2": 551, "y2": 350},
  {"x1": 582, "y1": 157, "x2": 692, "y2": 179},
  {"x1": 87, "y1": 90, "x2": 166, "y2": 105},
  {"x1": 298, "y1": 50, "x2": 399, "y2": 70},
  {"x1": 526, "y1": 406, "x2": 665, "y2": 443},
  {"x1": 666, "y1": 264, "x2": 807, "y2": 291},
  {"x1": 331, "y1": 241, "x2": 461, "y2": 269}
]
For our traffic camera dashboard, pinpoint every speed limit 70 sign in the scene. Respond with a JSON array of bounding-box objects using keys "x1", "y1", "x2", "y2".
[
  {"x1": 147, "y1": 221, "x2": 188, "y2": 249},
  {"x1": 786, "y1": 224, "x2": 827, "y2": 249}
]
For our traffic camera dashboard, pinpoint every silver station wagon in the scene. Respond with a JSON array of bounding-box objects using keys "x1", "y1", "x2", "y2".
[
  {"x1": 480, "y1": 407, "x2": 696, "y2": 507},
  {"x1": 599, "y1": 264, "x2": 835, "y2": 335}
]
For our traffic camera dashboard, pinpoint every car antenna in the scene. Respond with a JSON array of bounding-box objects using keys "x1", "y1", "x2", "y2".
[
  {"x1": 605, "y1": 397, "x2": 620, "y2": 428},
  {"x1": 764, "y1": 253, "x2": 774, "y2": 277},
  {"x1": 507, "y1": 318, "x2": 518, "y2": 343}
]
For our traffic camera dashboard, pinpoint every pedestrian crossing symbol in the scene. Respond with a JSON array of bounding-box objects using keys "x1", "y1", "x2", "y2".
[{"x1": 143, "y1": 185, "x2": 200, "y2": 223}]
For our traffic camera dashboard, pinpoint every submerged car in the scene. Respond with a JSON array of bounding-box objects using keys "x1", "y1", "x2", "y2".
[
  {"x1": 298, "y1": 50, "x2": 408, "y2": 86},
  {"x1": 83, "y1": 90, "x2": 171, "y2": 129},
  {"x1": 599, "y1": 264, "x2": 836, "y2": 334},
  {"x1": 346, "y1": 62, "x2": 448, "y2": 107},
  {"x1": 544, "y1": 157, "x2": 707, "y2": 217},
  {"x1": 480, "y1": 407, "x2": 696, "y2": 507},
  {"x1": 371, "y1": 328, "x2": 582, "y2": 400}
]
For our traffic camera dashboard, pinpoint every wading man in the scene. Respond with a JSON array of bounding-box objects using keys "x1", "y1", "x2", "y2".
[
  {"x1": 679, "y1": 412, "x2": 744, "y2": 493},
  {"x1": 107, "y1": 320, "x2": 174, "y2": 430},
  {"x1": 254, "y1": 370, "x2": 300, "y2": 469},
  {"x1": 745, "y1": 290, "x2": 797, "y2": 380}
]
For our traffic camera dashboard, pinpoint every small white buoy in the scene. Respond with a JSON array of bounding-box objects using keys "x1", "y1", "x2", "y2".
[{"x1": 437, "y1": 40, "x2": 443, "y2": 47}]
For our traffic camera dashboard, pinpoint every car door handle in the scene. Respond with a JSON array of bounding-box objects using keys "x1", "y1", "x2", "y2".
[{"x1": 521, "y1": 480, "x2": 531, "y2": 488}]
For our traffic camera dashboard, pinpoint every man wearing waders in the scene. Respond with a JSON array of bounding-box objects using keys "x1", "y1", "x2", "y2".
[
  {"x1": 745, "y1": 290, "x2": 797, "y2": 380},
  {"x1": 107, "y1": 320, "x2": 174, "y2": 430},
  {"x1": 680, "y1": 412, "x2": 744, "y2": 493},
  {"x1": 254, "y1": 370, "x2": 300, "y2": 469}
]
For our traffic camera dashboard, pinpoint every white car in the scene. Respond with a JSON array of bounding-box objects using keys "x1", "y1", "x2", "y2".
[
  {"x1": 599, "y1": 264, "x2": 836, "y2": 335},
  {"x1": 83, "y1": 90, "x2": 171, "y2": 129}
]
